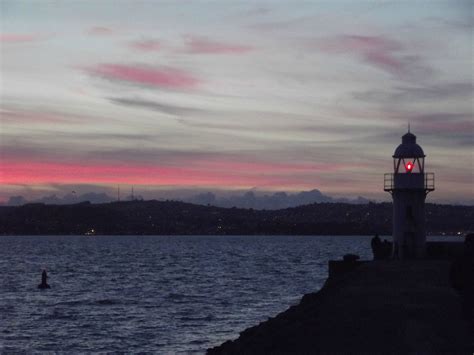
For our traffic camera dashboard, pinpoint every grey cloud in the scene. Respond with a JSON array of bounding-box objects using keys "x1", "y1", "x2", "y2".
[
  {"x1": 354, "y1": 125, "x2": 473, "y2": 151},
  {"x1": 109, "y1": 97, "x2": 345, "y2": 135},
  {"x1": 404, "y1": 113, "x2": 473, "y2": 146},
  {"x1": 177, "y1": 118, "x2": 251, "y2": 131},
  {"x1": 186, "y1": 189, "x2": 371, "y2": 210},
  {"x1": 6, "y1": 196, "x2": 28, "y2": 206},
  {"x1": 108, "y1": 97, "x2": 206, "y2": 116},
  {"x1": 0, "y1": 107, "x2": 89, "y2": 124},
  {"x1": 313, "y1": 34, "x2": 434, "y2": 82},
  {"x1": 6, "y1": 192, "x2": 115, "y2": 206},
  {"x1": 62, "y1": 132, "x2": 158, "y2": 142},
  {"x1": 0, "y1": 143, "x2": 47, "y2": 160},
  {"x1": 354, "y1": 82, "x2": 473, "y2": 103},
  {"x1": 84, "y1": 148, "x2": 238, "y2": 165},
  {"x1": 0, "y1": 132, "x2": 162, "y2": 162}
]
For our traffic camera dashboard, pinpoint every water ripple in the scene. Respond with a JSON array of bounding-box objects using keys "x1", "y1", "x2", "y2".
[{"x1": 0, "y1": 235, "x2": 377, "y2": 353}]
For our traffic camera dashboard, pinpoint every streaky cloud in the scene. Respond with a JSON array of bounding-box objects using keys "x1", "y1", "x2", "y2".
[
  {"x1": 109, "y1": 97, "x2": 204, "y2": 116},
  {"x1": 0, "y1": 33, "x2": 41, "y2": 43},
  {"x1": 182, "y1": 35, "x2": 253, "y2": 54},
  {"x1": 86, "y1": 26, "x2": 117, "y2": 36},
  {"x1": 0, "y1": 107, "x2": 86, "y2": 124},
  {"x1": 84, "y1": 64, "x2": 200, "y2": 90},
  {"x1": 128, "y1": 39, "x2": 161, "y2": 51},
  {"x1": 354, "y1": 82, "x2": 473, "y2": 103},
  {"x1": 315, "y1": 34, "x2": 432, "y2": 80},
  {"x1": 0, "y1": 159, "x2": 337, "y2": 188}
]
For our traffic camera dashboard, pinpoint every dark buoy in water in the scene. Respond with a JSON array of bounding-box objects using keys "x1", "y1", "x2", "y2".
[{"x1": 38, "y1": 269, "x2": 50, "y2": 289}]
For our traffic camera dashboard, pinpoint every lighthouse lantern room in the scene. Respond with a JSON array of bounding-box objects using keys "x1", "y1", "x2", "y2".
[{"x1": 384, "y1": 129, "x2": 434, "y2": 259}]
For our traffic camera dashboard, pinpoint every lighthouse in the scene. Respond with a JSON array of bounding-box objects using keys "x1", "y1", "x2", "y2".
[{"x1": 384, "y1": 129, "x2": 435, "y2": 259}]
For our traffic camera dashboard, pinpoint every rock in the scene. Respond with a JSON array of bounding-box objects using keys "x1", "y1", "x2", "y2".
[{"x1": 343, "y1": 253, "x2": 360, "y2": 262}]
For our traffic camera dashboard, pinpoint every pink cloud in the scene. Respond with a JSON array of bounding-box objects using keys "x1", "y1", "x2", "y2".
[
  {"x1": 0, "y1": 160, "x2": 306, "y2": 187},
  {"x1": 0, "y1": 156, "x2": 358, "y2": 190},
  {"x1": 0, "y1": 33, "x2": 40, "y2": 43},
  {"x1": 128, "y1": 39, "x2": 161, "y2": 51},
  {"x1": 364, "y1": 50, "x2": 405, "y2": 73},
  {"x1": 85, "y1": 64, "x2": 200, "y2": 89},
  {"x1": 317, "y1": 35, "x2": 414, "y2": 75},
  {"x1": 184, "y1": 36, "x2": 253, "y2": 54},
  {"x1": 327, "y1": 35, "x2": 402, "y2": 53}
]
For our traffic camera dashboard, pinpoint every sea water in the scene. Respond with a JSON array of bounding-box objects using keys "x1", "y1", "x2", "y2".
[{"x1": 1, "y1": 235, "x2": 381, "y2": 352}]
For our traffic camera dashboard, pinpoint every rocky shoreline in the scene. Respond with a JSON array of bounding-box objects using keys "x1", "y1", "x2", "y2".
[{"x1": 208, "y1": 259, "x2": 473, "y2": 354}]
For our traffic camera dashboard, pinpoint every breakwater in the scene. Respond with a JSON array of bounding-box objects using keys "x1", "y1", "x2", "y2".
[{"x1": 208, "y1": 258, "x2": 472, "y2": 353}]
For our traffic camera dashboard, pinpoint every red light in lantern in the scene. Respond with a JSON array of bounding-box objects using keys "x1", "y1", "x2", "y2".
[{"x1": 405, "y1": 161, "x2": 413, "y2": 172}]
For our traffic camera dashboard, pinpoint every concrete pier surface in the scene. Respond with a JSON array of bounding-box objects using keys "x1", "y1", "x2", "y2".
[{"x1": 208, "y1": 260, "x2": 473, "y2": 354}]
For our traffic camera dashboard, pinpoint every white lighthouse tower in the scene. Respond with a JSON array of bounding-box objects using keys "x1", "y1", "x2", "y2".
[{"x1": 384, "y1": 129, "x2": 435, "y2": 259}]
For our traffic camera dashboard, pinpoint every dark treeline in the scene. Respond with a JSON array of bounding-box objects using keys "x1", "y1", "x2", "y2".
[{"x1": 0, "y1": 200, "x2": 472, "y2": 236}]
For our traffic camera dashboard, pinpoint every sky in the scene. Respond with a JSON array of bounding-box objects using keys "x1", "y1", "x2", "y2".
[{"x1": 0, "y1": 0, "x2": 473, "y2": 204}]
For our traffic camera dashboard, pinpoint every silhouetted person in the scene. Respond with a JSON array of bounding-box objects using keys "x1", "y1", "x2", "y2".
[
  {"x1": 450, "y1": 234, "x2": 474, "y2": 327},
  {"x1": 38, "y1": 269, "x2": 50, "y2": 289},
  {"x1": 371, "y1": 234, "x2": 381, "y2": 258},
  {"x1": 371, "y1": 234, "x2": 392, "y2": 260}
]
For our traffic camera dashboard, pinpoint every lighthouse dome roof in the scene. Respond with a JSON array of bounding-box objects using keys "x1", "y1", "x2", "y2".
[{"x1": 393, "y1": 131, "x2": 425, "y2": 158}]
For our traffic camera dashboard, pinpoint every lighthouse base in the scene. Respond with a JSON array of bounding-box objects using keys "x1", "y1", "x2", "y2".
[{"x1": 392, "y1": 190, "x2": 427, "y2": 259}]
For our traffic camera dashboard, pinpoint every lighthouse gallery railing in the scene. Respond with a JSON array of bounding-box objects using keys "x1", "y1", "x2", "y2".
[{"x1": 384, "y1": 172, "x2": 434, "y2": 192}]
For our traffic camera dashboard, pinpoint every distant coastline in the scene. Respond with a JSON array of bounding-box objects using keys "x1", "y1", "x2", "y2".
[
  {"x1": 0, "y1": 200, "x2": 472, "y2": 236},
  {"x1": 2, "y1": 189, "x2": 373, "y2": 209}
]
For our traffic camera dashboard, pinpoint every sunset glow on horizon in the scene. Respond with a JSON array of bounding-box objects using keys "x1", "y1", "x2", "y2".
[{"x1": 1, "y1": 1, "x2": 473, "y2": 204}]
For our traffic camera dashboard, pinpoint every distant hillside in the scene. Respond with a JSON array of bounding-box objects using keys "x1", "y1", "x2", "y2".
[
  {"x1": 0, "y1": 200, "x2": 472, "y2": 236},
  {"x1": 186, "y1": 189, "x2": 370, "y2": 209},
  {"x1": 4, "y1": 189, "x2": 370, "y2": 209}
]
